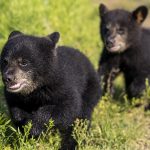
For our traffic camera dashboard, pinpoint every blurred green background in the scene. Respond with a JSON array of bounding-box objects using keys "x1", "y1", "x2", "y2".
[{"x1": 0, "y1": 0, "x2": 150, "y2": 149}]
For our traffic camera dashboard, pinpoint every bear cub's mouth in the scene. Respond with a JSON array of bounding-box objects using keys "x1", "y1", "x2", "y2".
[
  {"x1": 6, "y1": 81, "x2": 27, "y2": 93},
  {"x1": 106, "y1": 42, "x2": 127, "y2": 53},
  {"x1": 106, "y1": 45, "x2": 121, "y2": 52}
]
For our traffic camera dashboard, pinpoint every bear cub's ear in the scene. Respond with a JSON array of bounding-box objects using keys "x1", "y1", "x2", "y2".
[
  {"x1": 132, "y1": 5, "x2": 148, "y2": 24},
  {"x1": 47, "y1": 32, "x2": 60, "y2": 44},
  {"x1": 8, "y1": 31, "x2": 23, "y2": 39},
  {"x1": 99, "y1": 3, "x2": 108, "y2": 18}
]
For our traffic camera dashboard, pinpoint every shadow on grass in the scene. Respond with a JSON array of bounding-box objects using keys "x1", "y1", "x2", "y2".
[
  {"x1": 109, "y1": 74, "x2": 132, "y2": 106},
  {"x1": 107, "y1": 85, "x2": 133, "y2": 110},
  {"x1": 113, "y1": 86, "x2": 126, "y2": 102}
]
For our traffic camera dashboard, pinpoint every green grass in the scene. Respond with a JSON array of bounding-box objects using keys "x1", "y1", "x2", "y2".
[{"x1": 0, "y1": 0, "x2": 150, "y2": 149}]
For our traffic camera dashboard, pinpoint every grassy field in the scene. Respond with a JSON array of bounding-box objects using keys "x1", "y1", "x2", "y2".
[{"x1": 0, "y1": 0, "x2": 150, "y2": 149}]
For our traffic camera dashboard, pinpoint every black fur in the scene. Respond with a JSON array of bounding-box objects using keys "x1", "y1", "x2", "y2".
[
  {"x1": 98, "y1": 4, "x2": 150, "y2": 98},
  {"x1": 1, "y1": 31, "x2": 101, "y2": 149}
]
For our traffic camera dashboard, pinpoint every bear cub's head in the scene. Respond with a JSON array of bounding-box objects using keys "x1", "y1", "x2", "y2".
[
  {"x1": 99, "y1": 4, "x2": 148, "y2": 53},
  {"x1": 1, "y1": 31, "x2": 60, "y2": 95}
]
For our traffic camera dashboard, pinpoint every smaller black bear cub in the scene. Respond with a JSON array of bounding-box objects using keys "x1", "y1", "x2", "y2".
[
  {"x1": 1, "y1": 31, "x2": 101, "y2": 149},
  {"x1": 98, "y1": 4, "x2": 150, "y2": 98}
]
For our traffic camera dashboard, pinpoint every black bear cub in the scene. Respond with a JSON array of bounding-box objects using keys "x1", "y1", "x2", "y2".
[
  {"x1": 0, "y1": 31, "x2": 101, "y2": 149},
  {"x1": 98, "y1": 4, "x2": 150, "y2": 98}
]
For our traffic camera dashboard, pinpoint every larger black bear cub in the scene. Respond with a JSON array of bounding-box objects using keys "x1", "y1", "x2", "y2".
[
  {"x1": 0, "y1": 31, "x2": 101, "y2": 149},
  {"x1": 98, "y1": 4, "x2": 150, "y2": 98}
]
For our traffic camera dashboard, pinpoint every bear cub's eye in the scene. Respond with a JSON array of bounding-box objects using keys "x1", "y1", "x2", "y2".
[
  {"x1": 18, "y1": 59, "x2": 28, "y2": 67},
  {"x1": 117, "y1": 28, "x2": 125, "y2": 35}
]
